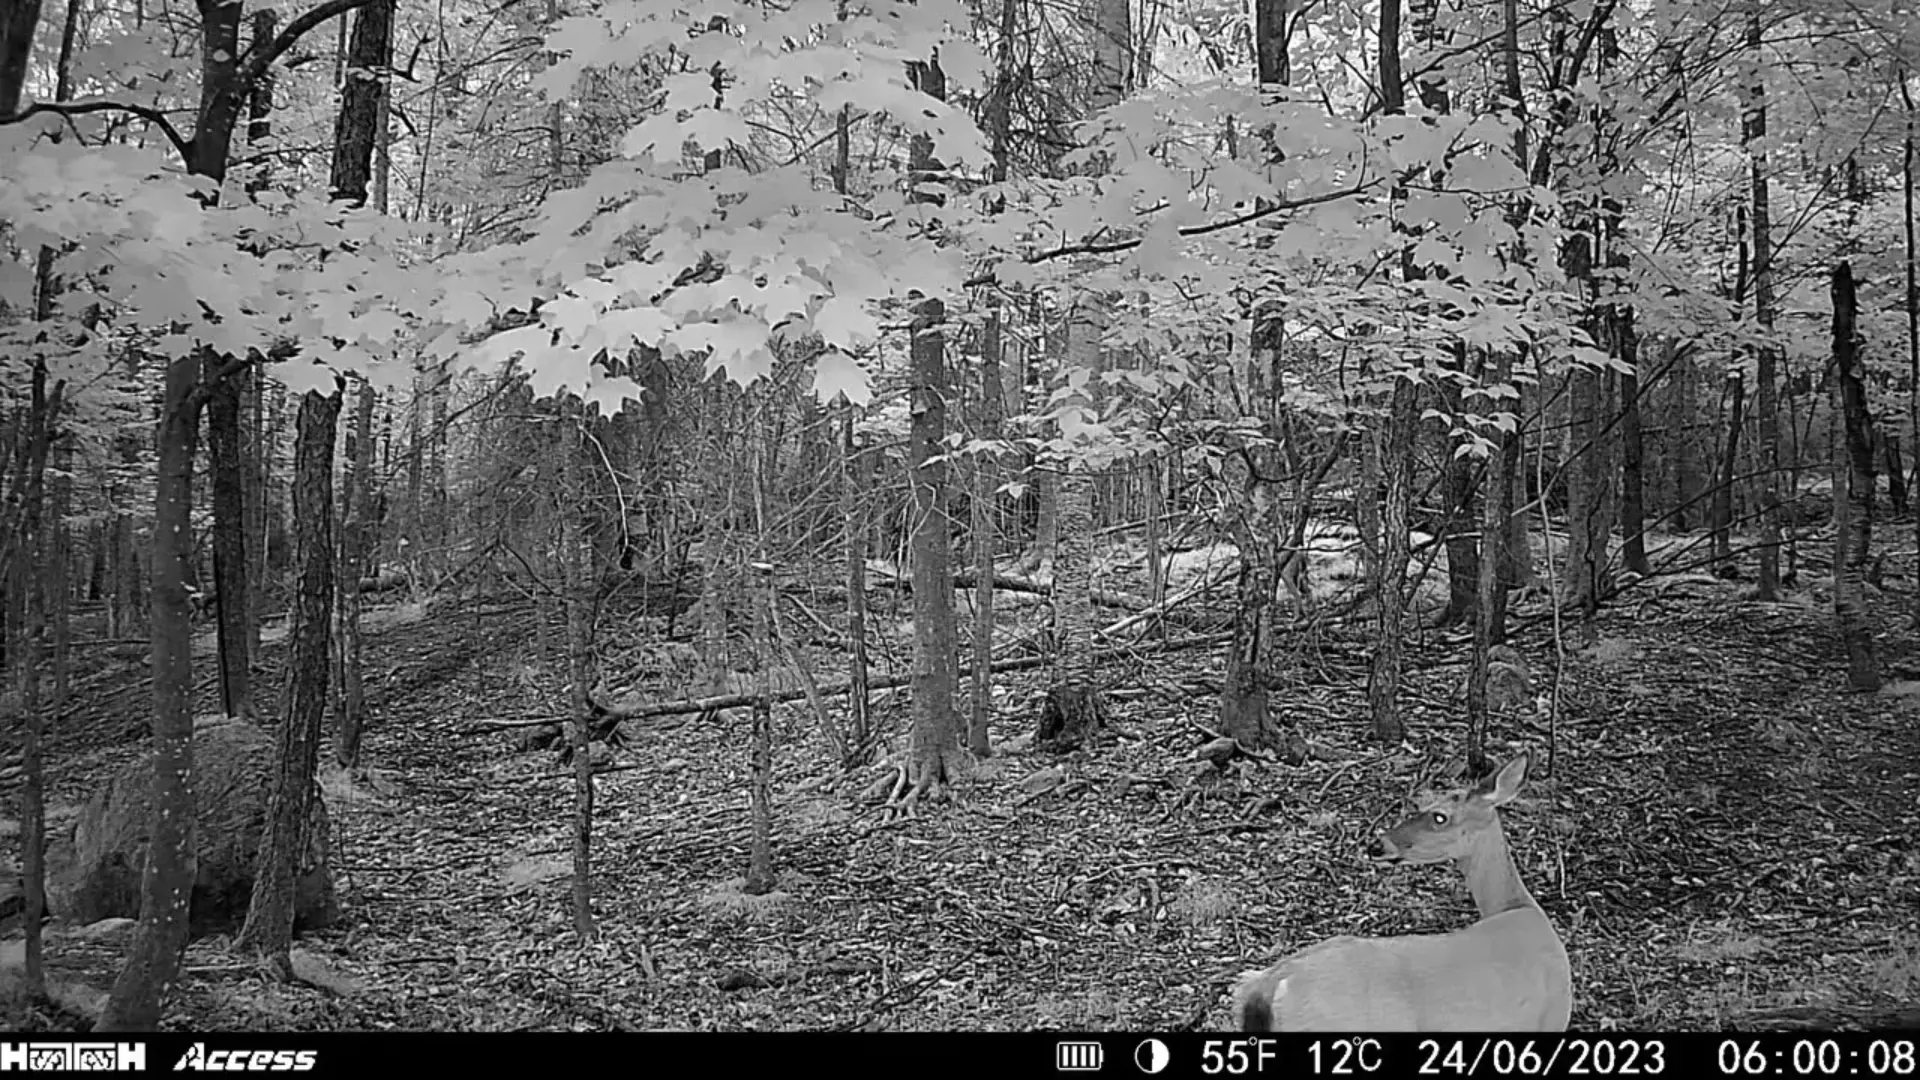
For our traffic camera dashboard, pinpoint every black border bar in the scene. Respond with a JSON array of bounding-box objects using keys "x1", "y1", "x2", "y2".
[{"x1": 0, "y1": 1031, "x2": 1913, "y2": 1077}]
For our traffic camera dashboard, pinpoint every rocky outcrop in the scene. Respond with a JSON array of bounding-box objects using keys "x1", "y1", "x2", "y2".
[{"x1": 46, "y1": 718, "x2": 339, "y2": 937}]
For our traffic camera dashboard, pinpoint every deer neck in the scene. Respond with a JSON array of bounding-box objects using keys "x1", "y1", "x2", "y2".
[{"x1": 1458, "y1": 820, "x2": 1536, "y2": 918}]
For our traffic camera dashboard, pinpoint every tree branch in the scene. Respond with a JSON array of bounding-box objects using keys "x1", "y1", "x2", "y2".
[
  {"x1": 962, "y1": 178, "x2": 1385, "y2": 289},
  {"x1": 2, "y1": 0, "x2": 373, "y2": 168},
  {"x1": 1, "y1": 100, "x2": 194, "y2": 164},
  {"x1": 241, "y1": 0, "x2": 379, "y2": 89}
]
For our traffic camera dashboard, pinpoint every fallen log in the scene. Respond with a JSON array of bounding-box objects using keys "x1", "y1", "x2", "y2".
[
  {"x1": 868, "y1": 561, "x2": 1154, "y2": 612},
  {"x1": 461, "y1": 632, "x2": 1232, "y2": 730}
]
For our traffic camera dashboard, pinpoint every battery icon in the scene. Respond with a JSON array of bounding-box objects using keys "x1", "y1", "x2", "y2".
[{"x1": 1057, "y1": 1040, "x2": 1105, "y2": 1072}]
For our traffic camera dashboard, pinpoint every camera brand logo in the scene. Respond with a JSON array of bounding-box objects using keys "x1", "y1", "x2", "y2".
[
  {"x1": 172, "y1": 1045, "x2": 317, "y2": 1073},
  {"x1": 0, "y1": 1042, "x2": 147, "y2": 1071}
]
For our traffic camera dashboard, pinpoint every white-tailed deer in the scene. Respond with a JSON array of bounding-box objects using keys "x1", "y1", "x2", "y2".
[{"x1": 1230, "y1": 753, "x2": 1571, "y2": 1031}]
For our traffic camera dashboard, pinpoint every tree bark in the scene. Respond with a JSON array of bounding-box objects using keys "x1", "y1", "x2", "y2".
[
  {"x1": 237, "y1": 386, "x2": 340, "y2": 969},
  {"x1": 0, "y1": 0, "x2": 43, "y2": 116},
  {"x1": 1713, "y1": 370, "x2": 1746, "y2": 569},
  {"x1": 1746, "y1": 5, "x2": 1781, "y2": 599},
  {"x1": 1468, "y1": 358, "x2": 1509, "y2": 777},
  {"x1": 558, "y1": 412, "x2": 597, "y2": 937},
  {"x1": 1438, "y1": 373, "x2": 1482, "y2": 626},
  {"x1": 745, "y1": 417, "x2": 776, "y2": 892},
  {"x1": 968, "y1": 0, "x2": 1016, "y2": 759},
  {"x1": 1883, "y1": 434, "x2": 1906, "y2": 516},
  {"x1": 99, "y1": 357, "x2": 201, "y2": 1032},
  {"x1": 1670, "y1": 340, "x2": 1701, "y2": 530},
  {"x1": 1903, "y1": 83, "x2": 1920, "y2": 627},
  {"x1": 969, "y1": 313, "x2": 1003, "y2": 758},
  {"x1": 906, "y1": 52, "x2": 958, "y2": 797},
  {"x1": 840, "y1": 408, "x2": 871, "y2": 767},
  {"x1": 7, "y1": 0, "x2": 77, "y2": 991},
  {"x1": 335, "y1": 380, "x2": 375, "y2": 767},
  {"x1": 1366, "y1": 0, "x2": 1420, "y2": 744},
  {"x1": 329, "y1": 0, "x2": 395, "y2": 206},
  {"x1": 1830, "y1": 262, "x2": 1879, "y2": 692},
  {"x1": 4, "y1": 359, "x2": 62, "y2": 996},
  {"x1": 1040, "y1": 0, "x2": 1127, "y2": 753},
  {"x1": 1216, "y1": 0, "x2": 1293, "y2": 752},
  {"x1": 1369, "y1": 379, "x2": 1417, "y2": 744},
  {"x1": 1254, "y1": 0, "x2": 1291, "y2": 85},
  {"x1": 205, "y1": 355, "x2": 249, "y2": 719},
  {"x1": 1619, "y1": 342, "x2": 1651, "y2": 576},
  {"x1": 187, "y1": 0, "x2": 264, "y2": 728}
]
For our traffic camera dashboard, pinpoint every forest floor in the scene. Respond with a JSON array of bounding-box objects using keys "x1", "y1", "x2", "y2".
[{"x1": 4, "y1": 546, "x2": 1919, "y2": 1031}]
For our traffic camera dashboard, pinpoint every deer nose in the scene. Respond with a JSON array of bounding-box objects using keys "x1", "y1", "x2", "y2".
[{"x1": 1367, "y1": 836, "x2": 1394, "y2": 859}]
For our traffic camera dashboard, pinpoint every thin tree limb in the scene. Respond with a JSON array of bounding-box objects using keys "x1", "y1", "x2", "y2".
[
  {"x1": 240, "y1": 0, "x2": 380, "y2": 90},
  {"x1": 962, "y1": 177, "x2": 1384, "y2": 288},
  {"x1": 3, "y1": 0, "x2": 374, "y2": 168},
  {"x1": 1, "y1": 100, "x2": 192, "y2": 162}
]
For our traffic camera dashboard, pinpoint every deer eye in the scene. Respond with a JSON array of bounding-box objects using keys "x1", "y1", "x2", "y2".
[{"x1": 1432, "y1": 812, "x2": 1448, "y2": 826}]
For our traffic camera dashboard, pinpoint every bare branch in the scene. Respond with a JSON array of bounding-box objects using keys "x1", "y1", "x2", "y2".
[
  {"x1": 1, "y1": 100, "x2": 194, "y2": 164},
  {"x1": 2, "y1": 0, "x2": 375, "y2": 168},
  {"x1": 241, "y1": 0, "x2": 379, "y2": 89},
  {"x1": 961, "y1": 178, "x2": 1387, "y2": 289}
]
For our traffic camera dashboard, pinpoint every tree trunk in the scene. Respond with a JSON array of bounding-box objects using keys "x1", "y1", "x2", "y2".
[
  {"x1": 237, "y1": 386, "x2": 340, "y2": 971},
  {"x1": 1713, "y1": 371, "x2": 1746, "y2": 570},
  {"x1": 1438, "y1": 374, "x2": 1482, "y2": 625},
  {"x1": 329, "y1": 0, "x2": 395, "y2": 206},
  {"x1": 1830, "y1": 262, "x2": 1879, "y2": 692},
  {"x1": 243, "y1": 10, "x2": 274, "y2": 664},
  {"x1": 325, "y1": 0, "x2": 393, "y2": 762},
  {"x1": 335, "y1": 380, "x2": 375, "y2": 768},
  {"x1": 1746, "y1": 5, "x2": 1780, "y2": 600},
  {"x1": 1559, "y1": 22, "x2": 1621, "y2": 619},
  {"x1": 1369, "y1": 379, "x2": 1417, "y2": 744},
  {"x1": 99, "y1": 357, "x2": 201, "y2": 1032},
  {"x1": 1619, "y1": 345, "x2": 1651, "y2": 575},
  {"x1": 1479, "y1": 0, "x2": 1526, "y2": 755},
  {"x1": 1218, "y1": 515, "x2": 1277, "y2": 748},
  {"x1": 906, "y1": 52, "x2": 958, "y2": 799},
  {"x1": 969, "y1": 12, "x2": 1009, "y2": 752},
  {"x1": 4, "y1": 359, "x2": 62, "y2": 996},
  {"x1": 184, "y1": 0, "x2": 254, "y2": 726},
  {"x1": 110, "y1": 504, "x2": 141, "y2": 638},
  {"x1": 969, "y1": 311, "x2": 1003, "y2": 758},
  {"x1": 1031, "y1": 467, "x2": 1058, "y2": 572},
  {"x1": 1468, "y1": 348, "x2": 1510, "y2": 778},
  {"x1": 745, "y1": 417, "x2": 776, "y2": 892},
  {"x1": 1670, "y1": 340, "x2": 1701, "y2": 530},
  {"x1": 205, "y1": 357, "x2": 249, "y2": 719},
  {"x1": 1218, "y1": 345, "x2": 1285, "y2": 750},
  {"x1": 0, "y1": 0, "x2": 43, "y2": 116},
  {"x1": 1903, "y1": 85, "x2": 1920, "y2": 626},
  {"x1": 1502, "y1": 403, "x2": 1531, "y2": 594},
  {"x1": 1216, "y1": 0, "x2": 1292, "y2": 751},
  {"x1": 1564, "y1": 362, "x2": 1617, "y2": 616},
  {"x1": 1040, "y1": 0, "x2": 1126, "y2": 753},
  {"x1": 8, "y1": 0, "x2": 77, "y2": 973},
  {"x1": 1884, "y1": 434, "x2": 1906, "y2": 516},
  {"x1": 558, "y1": 412, "x2": 597, "y2": 937},
  {"x1": 840, "y1": 409, "x2": 871, "y2": 767},
  {"x1": 425, "y1": 369, "x2": 448, "y2": 580},
  {"x1": 1365, "y1": 0, "x2": 1423, "y2": 744},
  {"x1": 1254, "y1": 0, "x2": 1291, "y2": 85}
]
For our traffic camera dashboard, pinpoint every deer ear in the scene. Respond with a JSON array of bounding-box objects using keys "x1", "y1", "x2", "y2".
[{"x1": 1480, "y1": 753, "x2": 1530, "y2": 805}]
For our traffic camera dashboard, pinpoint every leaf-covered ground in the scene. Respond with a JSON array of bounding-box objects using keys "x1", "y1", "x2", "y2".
[{"x1": 6, "y1": 569, "x2": 1919, "y2": 1031}]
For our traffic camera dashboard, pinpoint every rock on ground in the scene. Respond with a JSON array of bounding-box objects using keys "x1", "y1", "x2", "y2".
[{"x1": 45, "y1": 718, "x2": 339, "y2": 937}]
